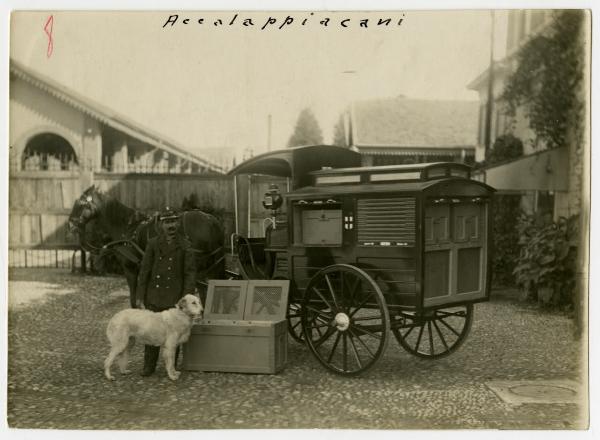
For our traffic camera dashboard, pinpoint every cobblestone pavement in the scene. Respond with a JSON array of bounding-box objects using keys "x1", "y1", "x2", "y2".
[{"x1": 7, "y1": 269, "x2": 586, "y2": 430}]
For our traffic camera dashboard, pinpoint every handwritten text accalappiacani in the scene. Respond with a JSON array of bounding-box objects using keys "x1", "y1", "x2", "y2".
[{"x1": 162, "y1": 13, "x2": 406, "y2": 30}]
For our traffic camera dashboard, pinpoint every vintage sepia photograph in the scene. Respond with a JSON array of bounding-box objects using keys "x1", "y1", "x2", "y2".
[{"x1": 3, "y1": 3, "x2": 593, "y2": 432}]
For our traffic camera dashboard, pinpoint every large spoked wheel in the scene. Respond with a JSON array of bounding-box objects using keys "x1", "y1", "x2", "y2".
[
  {"x1": 392, "y1": 304, "x2": 473, "y2": 359},
  {"x1": 301, "y1": 264, "x2": 390, "y2": 376}
]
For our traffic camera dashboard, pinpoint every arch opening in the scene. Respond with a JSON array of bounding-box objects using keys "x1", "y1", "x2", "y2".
[{"x1": 22, "y1": 133, "x2": 79, "y2": 171}]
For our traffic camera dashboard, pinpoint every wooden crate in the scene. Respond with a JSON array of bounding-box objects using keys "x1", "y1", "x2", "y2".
[
  {"x1": 182, "y1": 319, "x2": 287, "y2": 374},
  {"x1": 183, "y1": 280, "x2": 289, "y2": 374}
]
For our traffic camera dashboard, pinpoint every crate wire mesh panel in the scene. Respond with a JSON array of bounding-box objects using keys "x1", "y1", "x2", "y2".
[
  {"x1": 245, "y1": 280, "x2": 289, "y2": 321},
  {"x1": 205, "y1": 281, "x2": 248, "y2": 320}
]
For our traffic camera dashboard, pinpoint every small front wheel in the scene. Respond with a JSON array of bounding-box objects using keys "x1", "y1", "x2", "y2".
[{"x1": 393, "y1": 304, "x2": 473, "y2": 359}]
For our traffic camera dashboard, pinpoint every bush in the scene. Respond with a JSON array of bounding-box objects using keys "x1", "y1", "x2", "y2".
[
  {"x1": 486, "y1": 134, "x2": 524, "y2": 165},
  {"x1": 513, "y1": 214, "x2": 578, "y2": 307},
  {"x1": 491, "y1": 195, "x2": 522, "y2": 286}
]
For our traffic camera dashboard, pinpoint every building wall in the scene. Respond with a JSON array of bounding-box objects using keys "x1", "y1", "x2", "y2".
[
  {"x1": 470, "y1": 10, "x2": 582, "y2": 221},
  {"x1": 10, "y1": 76, "x2": 89, "y2": 165}
]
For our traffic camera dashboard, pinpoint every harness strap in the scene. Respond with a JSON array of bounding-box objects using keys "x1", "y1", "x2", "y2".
[
  {"x1": 103, "y1": 239, "x2": 146, "y2": 256},
  {"x1": 190, "y1": 246, "x2": 224, "y2": 258},
  {"x1": 111, "y1": 245, "x2": 143, "y2": 266},
  {"x1": 100, "y1": 239, "x2": 145, "y2": 265}
]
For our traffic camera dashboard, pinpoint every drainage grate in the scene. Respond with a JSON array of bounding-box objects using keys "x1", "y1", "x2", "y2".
[{"x1": 486, "y1": 380, "x2": 583, "y2": 405}]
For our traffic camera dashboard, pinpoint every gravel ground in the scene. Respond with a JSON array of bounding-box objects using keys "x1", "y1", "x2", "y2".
[{"x1": 7, "y1": 269, "x2": 587, "y2": 430}]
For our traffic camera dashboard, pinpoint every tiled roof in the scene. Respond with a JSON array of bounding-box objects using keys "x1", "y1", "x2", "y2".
[
  {"x1": 10, "y1": 58, "x2": 223, "y2": 173},
  {"x1": 352, "y1": 96, "x2": 479, "y2": 149}
]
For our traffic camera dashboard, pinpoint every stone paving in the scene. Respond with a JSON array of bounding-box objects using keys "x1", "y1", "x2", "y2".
[{"x1": 7, "y1": 269, "x2": 587, "y2": 429}]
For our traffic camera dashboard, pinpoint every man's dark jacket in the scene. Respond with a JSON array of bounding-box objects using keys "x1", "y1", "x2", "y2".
[{"x1": 136, "y1": 234, "x2": 196, "y2": 309}]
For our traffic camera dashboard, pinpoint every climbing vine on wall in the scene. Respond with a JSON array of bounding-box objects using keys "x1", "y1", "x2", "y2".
[{"x1": 501, "y1": 10, "x2": 586, "y2": 150}]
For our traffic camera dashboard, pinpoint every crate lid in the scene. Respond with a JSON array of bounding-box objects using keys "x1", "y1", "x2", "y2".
[
  {"x1": 244, "y1": 280, "x2": 290, "y2": 321},
  {"x1": 205, "y1": 280, "x2": 248, "y2": 321},
  {"x1": 205, "y1": 280, "x2": 290, "y2": 322}
]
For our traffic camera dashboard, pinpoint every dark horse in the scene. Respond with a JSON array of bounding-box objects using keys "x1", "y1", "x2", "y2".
[{"x1": 68, "y1": 185, "x2": 225, "y2": 307}]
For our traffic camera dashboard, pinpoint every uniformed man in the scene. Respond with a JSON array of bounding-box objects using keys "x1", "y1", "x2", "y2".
[{"x1": 135, "y1": 207, "x2": 196, "y2": 376}]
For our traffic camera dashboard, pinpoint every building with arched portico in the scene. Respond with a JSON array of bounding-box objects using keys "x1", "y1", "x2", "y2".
[
  {"x1": 9, "y1": 59, "x2": 229, "y2": 264},
  {"x1": 10, "y1": 58, "x2": 223, "y2": 174}
]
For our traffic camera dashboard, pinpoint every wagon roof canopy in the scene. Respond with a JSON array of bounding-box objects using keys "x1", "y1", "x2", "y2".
[
  {"x1": 309, "y1": 162, "x2": 471, "y2": 176},
  {"x1": 288, "y1": 177, "x2": 495, "y2": 198},
  {"x1": 227, "y1": 145, "x2": 362, "y2": 188}
]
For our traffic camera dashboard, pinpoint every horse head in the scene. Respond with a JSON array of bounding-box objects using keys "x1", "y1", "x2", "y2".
[{"x1": 68, "y1": 185, "x2": 105, "y2": 235}]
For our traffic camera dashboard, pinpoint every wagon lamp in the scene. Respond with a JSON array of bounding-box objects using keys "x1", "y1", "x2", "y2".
[{"x1": 262, "y1": 184, "x2": 283, "y2": 230}]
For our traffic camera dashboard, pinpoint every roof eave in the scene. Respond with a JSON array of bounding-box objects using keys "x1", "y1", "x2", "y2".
[{"x1": 10, "y1": 59, "x2": 223, "y2": 173}]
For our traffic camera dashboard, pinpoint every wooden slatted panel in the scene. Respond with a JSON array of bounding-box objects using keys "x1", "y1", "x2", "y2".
[
  {"x1": 357, "y1": 197, "x2": 416, "y2": 245},
  {"x1": 9, "y1": 214, "x2": 20, "y2": 246}
]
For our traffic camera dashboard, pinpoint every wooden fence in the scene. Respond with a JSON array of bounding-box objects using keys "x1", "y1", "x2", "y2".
[
  {"x1": 9, "y1": 171, "x2": 82, "y2": 248},
  {"x1": 9, "y1": 170, "x2": 287, "y2": 267}
]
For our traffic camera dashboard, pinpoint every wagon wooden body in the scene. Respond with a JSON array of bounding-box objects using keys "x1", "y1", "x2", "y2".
[{"x1": 229, "y1": 145, "x2": 495, "y2": 375}]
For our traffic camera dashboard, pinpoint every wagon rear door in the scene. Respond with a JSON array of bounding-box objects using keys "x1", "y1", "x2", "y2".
[{"x1": 423, "y1": 191, "x2": 490, "y2": 308}]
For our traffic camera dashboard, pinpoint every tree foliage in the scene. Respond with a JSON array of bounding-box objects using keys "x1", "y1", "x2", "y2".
[
  {"x1": 501, "y1": 10, "x2": 586, "y2": 149},
  {"x1": 287, "y1": 108, "x2": 324, "y2": 148},
  {"x1": 332, "y1": 114, "x2": 348, "y2": 147},
  {"x1": 485, "y1": 133, "x2": 524, "y2": 165}
]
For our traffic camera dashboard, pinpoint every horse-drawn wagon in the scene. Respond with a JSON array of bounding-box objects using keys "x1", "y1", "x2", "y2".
[{"x1": 229, "y1": 145, "x2": 495, "y2": 376}]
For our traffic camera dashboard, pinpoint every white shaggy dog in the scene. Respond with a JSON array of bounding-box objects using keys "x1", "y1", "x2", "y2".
[{"x1": 104, "y1": 294, "x2": 203, "y2": 381}]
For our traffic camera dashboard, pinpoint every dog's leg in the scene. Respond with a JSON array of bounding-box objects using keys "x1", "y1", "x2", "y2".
[
  {"x1": 104, "y1": 347, "x2": 122, "y2": 381},
  {"x1": 116, "y1": 337, "x2": 135, "y2": 375},
  {"x1": 163, "y1": 342, "x2": 180, "y2": 381}
]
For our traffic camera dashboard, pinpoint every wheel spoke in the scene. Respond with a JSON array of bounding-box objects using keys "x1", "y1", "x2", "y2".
[
  {"x1": 315, "y1": 323, "x2": 325, "y2": 338},
  {"x1": 415, "y1": 324, "x2": 425, "y2": 352},
  {"x1": 436, "y1": 310, "x2": 467, "y2": 318},
  {"x1": 287, "y1": 302, "x2": 305, "y2": 343},
  {"x1": 324, "y1": 274, "x2": 340, "y2": 310},
  {"x1": 437, "y1": 316, "x2": 461, "y2": 337},
  {"x1": 427, "y1": 321, "x2": 434, "y2": 356},
  {"x1": 326, "y1": 332, "x2": 342, "y2": 363},
  {"x1": 352, "y1": 314, "x2": 384, "y2": 322},
  {"x1": 314, "y1": 327, "x2": 336, "y2": 347},
  {"x1": 351, "y1": 323, "x2": 382, "y2": 340},
  {"x1": 342, "y1": 333, "x2": 348, "y2": 371},
  {"x1": 402, "y1": 324, "x2": 416, "y2": 339},
  {"x1": 349, "y1": 293, "x2": 374, "y2": 318},
  {"x1": 348, "y1": 328, "x2": 376, "y2": 359},
  {"x1": 305, "y1": 305, "x2": 334, "y2": 321},
  {"x1": 432, "y1": 319, "x2": 449, "y2": 352},
  {"x1": 311, "y1": 286, "x2": 334, "y2": 311},
  {"x1": 347, "y1": 332, "x2": 363, "y2": 370},
  {"x1": 347, "y1": 276, "x2": 360, "y2": 307},
  {"x1": 306, "y1": 321, "x2": 330, "y2": 330}
]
